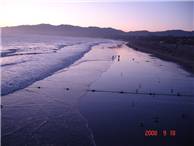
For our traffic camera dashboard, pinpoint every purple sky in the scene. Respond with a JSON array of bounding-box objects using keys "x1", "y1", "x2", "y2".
[{"x1": 1, "y1": 0, "x2": 193, "y2": 31}]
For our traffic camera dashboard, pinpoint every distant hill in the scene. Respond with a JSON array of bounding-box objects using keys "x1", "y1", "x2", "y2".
[
  {"x1": 1, "y1": 24, "x2": 193, "y2": 38},
  {"x1": 1, "y1": 24, "x2": 124, "y2": 38},
  {"x1": 127, "y1": 30, "x2": 194, "y2": 37}
]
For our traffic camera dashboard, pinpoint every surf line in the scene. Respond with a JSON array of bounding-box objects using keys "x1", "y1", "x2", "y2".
[{"x1": 87, "y1": 89, "x2": 194, "y2": 97}]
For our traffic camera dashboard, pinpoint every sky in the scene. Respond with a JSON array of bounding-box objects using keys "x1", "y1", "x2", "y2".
[{"x1": 0, "y1": 0, "x2": 193, "y2": 31}]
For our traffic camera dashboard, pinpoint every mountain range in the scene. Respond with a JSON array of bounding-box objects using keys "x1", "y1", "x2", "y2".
[{"x1": 2, "y1": 24, "x2": 194, "y2": 38}]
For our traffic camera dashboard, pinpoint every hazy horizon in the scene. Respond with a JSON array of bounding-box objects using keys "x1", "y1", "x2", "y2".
[
  {"x1": 1, "y1": 0, "x2": 193, "y2": 31},
  {"x1": 2, "y1": 23, "x2": 194, "y2": 33}
]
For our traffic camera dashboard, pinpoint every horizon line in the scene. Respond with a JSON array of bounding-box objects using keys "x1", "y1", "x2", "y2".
[{"x1": 1, "y1": 23, "x2": 193, "y2": 32}]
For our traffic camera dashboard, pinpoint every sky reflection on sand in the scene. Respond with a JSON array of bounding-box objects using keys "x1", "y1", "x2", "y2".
[{"x1": 80, "y1": 45, "x2": 194, "y2": 146}]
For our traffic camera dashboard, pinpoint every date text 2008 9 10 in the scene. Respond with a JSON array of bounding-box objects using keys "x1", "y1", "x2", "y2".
[{"x1": 145, "y1": 130, "x2": 176, "y2": 137}]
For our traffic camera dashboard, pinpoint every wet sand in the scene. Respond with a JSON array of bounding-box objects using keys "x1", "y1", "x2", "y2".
[
  {"x1": 127, "y1": 42, "x2": 194, "y2": 75},
  {"x1": 2, "y1": 42, "x2": 121, "y2": 146},
  {"x1": 2, "y1": 43, "x2": 194, "y2": 146},
  {"x1": 80, "y1": 45, "x2": 194, "y2": 146}
]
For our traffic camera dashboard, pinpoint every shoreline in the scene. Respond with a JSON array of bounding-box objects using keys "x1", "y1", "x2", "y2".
[
  {"x1": 126, "y1": 42, "x2": 194, "y2": 75},
  {"x1": 1, "y1": 42, "x2": 104, "y2": 96},
  {"x1": 2, "y1": 41, "x2": 121, "y2": 146}
]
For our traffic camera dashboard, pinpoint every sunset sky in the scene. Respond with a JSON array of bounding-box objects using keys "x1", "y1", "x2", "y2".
[{"x1": 0, "y1": 0, "x2": 193, "y2": 31}]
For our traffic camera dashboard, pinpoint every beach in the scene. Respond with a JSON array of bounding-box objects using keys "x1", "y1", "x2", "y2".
[
  {"x1": 1, "y1": 37, "x2": 122, "y2": 146},
  {"x1": 126, "y1": 37, "x2": 194, "y2": 74},
  {"x1": 80, "y1": 45, "x2": 194, "y2": 146},
  {"x1": 1, "y1": 36, "x2": 194, "y2": 146}
]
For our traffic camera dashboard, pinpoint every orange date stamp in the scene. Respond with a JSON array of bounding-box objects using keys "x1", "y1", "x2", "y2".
[{"x1": 145, "y1": 129, "x2": 176, "y2": 137}]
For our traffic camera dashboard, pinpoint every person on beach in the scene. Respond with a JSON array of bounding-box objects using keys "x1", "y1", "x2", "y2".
[
  {"x1": 112, "y1": 55, "x2": 115, "y2": 61},
  {"x1": 118, "y1": 55, "x2": 120, "y2": 62}
]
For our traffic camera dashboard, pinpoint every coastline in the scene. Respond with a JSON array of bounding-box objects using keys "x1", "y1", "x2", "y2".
[
  {"x1": 1, "y1": 34, "x2": 109, "y2": 96},
  {"x1": 126, "y1": 41, "x2": 194, "y2": 75},
  {"x1": 2, "y1": 41, "x2": 121, "y2": 146}
]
